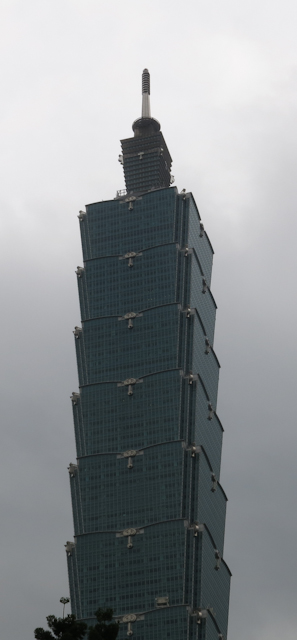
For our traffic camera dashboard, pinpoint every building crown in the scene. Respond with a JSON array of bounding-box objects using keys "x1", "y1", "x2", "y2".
[{"x1": 120, "y1": 69, "x2": 172, "y2": 195}]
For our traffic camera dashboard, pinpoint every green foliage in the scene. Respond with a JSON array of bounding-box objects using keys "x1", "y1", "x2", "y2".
[
  {"x1": 34, "y1": 614, "x2": 87, "y2": 640},
  {"x1": 34, "y1": 607, "x2": 119, "y2": 640},
  {"x1": 87, "y1": 609, "x2": 119, "y2": 640}
]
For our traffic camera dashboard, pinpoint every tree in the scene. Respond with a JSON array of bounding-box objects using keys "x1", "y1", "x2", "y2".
[
  {"x1": 87, "y1": 609, "x2": 119, "y2": 640},
  {"x1": 34, "y1": 614, "x2": 87, "y2": 640}
]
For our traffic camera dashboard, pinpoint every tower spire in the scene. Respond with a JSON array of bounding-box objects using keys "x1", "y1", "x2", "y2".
[
  {"x1": 132, "y1": 69, "x2": 160, "y2": 136},
  {"x1": 121, "y1": 69, "x2": 172, "y2": 193},
  {"x1": 141, "y1": 68, "x2": 151, "y2": 118}
]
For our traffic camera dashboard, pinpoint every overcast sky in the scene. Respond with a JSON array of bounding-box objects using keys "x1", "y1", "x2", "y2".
[{"x1": 0, "y1": 1, "x2": 297, "y2": 638}]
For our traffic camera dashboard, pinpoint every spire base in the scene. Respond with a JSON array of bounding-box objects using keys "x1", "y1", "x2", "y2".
[{"x1": 132, "y1": 117, "x2": 160, "y2": 137}]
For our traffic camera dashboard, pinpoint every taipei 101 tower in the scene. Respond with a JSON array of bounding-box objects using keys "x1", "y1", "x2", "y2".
[{"x1": 66, "y1": 69, "x2": 231, "y2": 639}]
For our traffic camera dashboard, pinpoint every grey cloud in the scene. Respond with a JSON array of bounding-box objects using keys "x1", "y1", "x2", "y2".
[{"x1": 0, "y1": 1, "x2": 297, "y2": 638}]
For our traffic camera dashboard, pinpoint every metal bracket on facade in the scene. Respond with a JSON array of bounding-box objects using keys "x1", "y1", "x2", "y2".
[
  {"x1": 117, "y1": 378, "x2": 143, "y2": 395},
  {"x1": 192, "y1": 608, "x2": 208, "y2": 624},
  {"x1": 78, "y1": 210, "x2": 86, "y2": 221},
  {"x1": 185, "y1": 371, "x2": 198, "y2": 385},
  {"x1": 189, "y1": 443, "x2": 198, "y2": 458},
  {"x1": 123, "y1": 528, "x2": 136, "y2": 549},
  {"x1": 73, "y1": 326, "x2": 82, "y2": 339},
  {"x1": 75, "y1": 266, "x2": 84, "y2": 278},
  {"x1": 118, "y1": 311, "x2": 143, "y2": 329},
  {"x1": 215, "y1": 550, "x2": 221, "y2": 570},
  {"x1": 199, "y1": 222, "x2": 204, "y2": 237},
  {"x1": 186, "y1": 443, "x2": 201, "y2": 457},
  {"x1": 116, "y1": 527, "x2": 144, "y2": 548},
  {"x1": 188, "y1": 522, "x2": 204, "y2": 537},
  {"x1": 205, "y1": 338, "x2": 211, "y2": 354},
  {"x1": 119, "y1": 251, "x2": 142, "y2": 267},
  {"x1": 180, "y1": 245, "x2": 192, "y2": 257},
  {"x1": 70, "y1": 392, "x2": 80, "y2": 405},
  {"x1": 118, "y1": 193, "x2": 142, "y2": 204},
  {"x1": 65, "y1": 541, "x2": 76, "y2": 556},
  {"x1": 208, "y1": 402, "x2": 214, "y2": 421},
  {"x1": 116, "y1": 613, "x2": 144, "y2": 637},
  {"x1": 202, "y1": 277, "x2": 208, "y2": 294},
  {"x1": 211, "y1": 473, "x2": 218, "y2": 492},
  {"x1": 125, "y1": 196, "x2": 137, "y2": 211},
  {"x1": 138, "y1": 152, "x2": 144, "y2": 160},
  {"x1": 68, "y1": 463, "x2": 78, "y2": 477},
  {"x1": 117, "y1": 449, "x2": 144, "y2": 468},
  {"x1": 184, "y1": 306, "x2": 194, "y2": 318}
]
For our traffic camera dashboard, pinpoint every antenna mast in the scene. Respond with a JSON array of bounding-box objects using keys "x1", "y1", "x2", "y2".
[{"x1": 141, "y1": 68, "x2": 151, "y2": 118}]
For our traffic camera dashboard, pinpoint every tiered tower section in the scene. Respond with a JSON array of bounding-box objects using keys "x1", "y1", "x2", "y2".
[{"x1": 66, "y1": 70, "x2": 231, "y2": 640}]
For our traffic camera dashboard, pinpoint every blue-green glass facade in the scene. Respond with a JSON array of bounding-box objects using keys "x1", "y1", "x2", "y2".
[{"x1": 66, "y1": 120, "x2": 231, "y2": 639}]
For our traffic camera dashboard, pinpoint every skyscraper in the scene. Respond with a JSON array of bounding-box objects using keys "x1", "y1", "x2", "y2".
[{"x1": 66, "y1": 69, "x2": 231, "y2": 639}]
